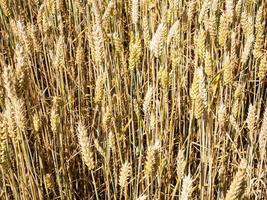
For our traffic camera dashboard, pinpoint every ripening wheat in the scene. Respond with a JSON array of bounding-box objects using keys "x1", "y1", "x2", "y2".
[{"x1": 0, "y1": 0, "x2": 266, "y2": 199}]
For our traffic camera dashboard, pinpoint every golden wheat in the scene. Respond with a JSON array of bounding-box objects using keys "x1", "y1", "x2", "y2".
[{"x1": 0, "y1": 0, "x2": 266, "y2": 199}]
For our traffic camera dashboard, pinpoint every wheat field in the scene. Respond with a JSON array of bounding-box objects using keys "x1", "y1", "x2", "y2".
[{"x1": 0, "y1": 0, "x2": 266, "y2": 199}]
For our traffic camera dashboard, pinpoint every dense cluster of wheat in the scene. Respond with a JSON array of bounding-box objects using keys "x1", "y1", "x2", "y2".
[{"x1": 0, "y1": 0, "x2": 266, "y2": 199}]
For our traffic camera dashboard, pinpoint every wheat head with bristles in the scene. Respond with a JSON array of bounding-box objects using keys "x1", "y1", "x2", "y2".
[
  {"x1": 77, "y1": 121, "x2": 95, "y2": 170},
  {"x1": 0, "y1": 0, "x2": 267, "y2": 199},
  {"x1": 180, "y1": 175, "x2": 193, "y2": 200},
  {"x1": 119, "y1": 161, "x2": 131, "y2": 188},
  {"x1": 150, "y1": 22, "x2": 166, "y2": 58},
  {"x1": 225, "y1": 159, "x2": 247, "y2": 200}
]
